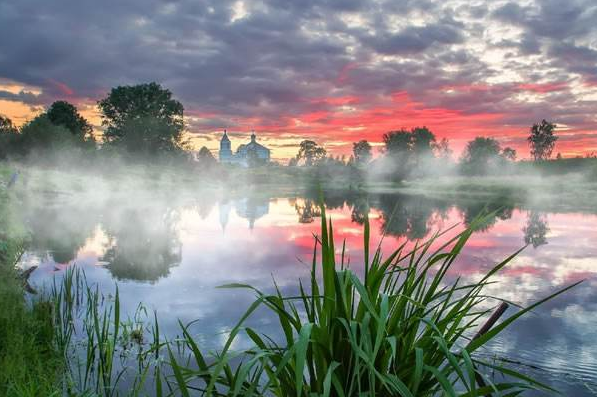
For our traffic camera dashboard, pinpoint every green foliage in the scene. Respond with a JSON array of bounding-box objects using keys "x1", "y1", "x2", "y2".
[
  {"x1": 528, "y1": 120, "x2": 557, "y2": 161},
  {"x1": 98, "y1": 82, "x2": 187, "y2": 156},
  {"x1": 46, "y1": 100, "x2": 94, "y2": 140},
  {"x1": 460, "y1": 137, "x2": 503, "y2": 175},
  {"x1": 296, "y1": 140, "x2": 327, "y2": 166},
  {"x1": 12, "y1": 114, "x2": 79, "y2": 156},
  {"x1": 382, "y1": 127, "x2": 439, "y2": 180}
]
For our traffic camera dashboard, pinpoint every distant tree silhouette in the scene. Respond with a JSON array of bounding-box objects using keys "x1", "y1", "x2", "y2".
[
  {"x1": 409, "y1": 127, "x2": 436, "y2": 161},
  {"x1": 501, "y1": 147, "x2": 517, "y2": 161},
  {"x1": 433, "y1": 138, "x2": 453, "y2": 160},
  {"x1": 382, "y1": 126, "x2": 438, "y2": 180},
  {"x1": 528, "y1": 120, "x2": 557, "y2": 161},
  {"x1": 296, "y1": 140, "x2": 326, "y2": 166},
  {"x1": 352, "y1": 140, "x2": 372, "y2": 164},
  {"x1": 46, "y1": 100, "x2": 94, "y2": 141},
  {"x1": 196, "y1": 146, "x2": 217, "y2": 167},
  {"x1": 98, "y1": 82, "x2": 186, "y2": 155},
  {"x1": 460, "y1": 137, "x2": 502, "y2": 175}
]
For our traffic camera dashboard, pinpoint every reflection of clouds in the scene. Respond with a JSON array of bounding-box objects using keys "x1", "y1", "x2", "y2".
[{"x1": 22, "y1": 195, "x2": 597, "y2": 392}]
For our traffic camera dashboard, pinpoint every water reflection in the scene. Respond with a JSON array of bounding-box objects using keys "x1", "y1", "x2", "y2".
[
  {"x1": 18, "y1": 191, "x2": 597, "y2": 394},
  {"x1": 523, "y1": 211, "x2": 549, "y2": 248},
  {"x1": 101, "y1": 205, "x2": 182, "y2": 282}
]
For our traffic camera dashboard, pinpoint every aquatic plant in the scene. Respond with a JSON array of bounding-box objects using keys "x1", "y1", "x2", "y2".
[{"x1": 165, "y1": 208, "x2": 578, "y2": 396}]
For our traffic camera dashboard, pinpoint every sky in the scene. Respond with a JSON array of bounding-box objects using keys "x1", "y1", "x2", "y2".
[{"x1": 1, "y1": 0, "x2": 596, "y2": 161}]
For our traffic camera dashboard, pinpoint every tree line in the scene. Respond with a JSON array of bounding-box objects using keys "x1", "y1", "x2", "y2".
[
  {"x1": 0, "y1": 82, "x2": 188, "y2": 162},
  {"x1": 291, "y1": 121, "x2": 558, "y2": 178},
  {"x1": 1, "y1": 80, "x2": 559, "y2": 175}
]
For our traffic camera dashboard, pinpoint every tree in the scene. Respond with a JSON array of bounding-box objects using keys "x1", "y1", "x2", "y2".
[
  {"x1": 196, "y1": 146, "x2": 216, "y2": 167},
  {"x1": 352, "y1": 140, "x2": 372, "y2": 164},
  {"x1": 382, "y1": 127, "x2": 438, "y2": 179},
  {"x1": 409, "y1": 127, "x2": 436, "y2": 159},
  {"x1": 0, "y1": 115, "x2": 18, "y2": 159},
  {"x1": 296, "y1": 140, "x2": 326, "y2": 166},
  {"x1": 460, "y1": 137, "x2": 502, "y2": 175},
  {"x1": 46, "y1": 100, "x2": 94, "y2": 141},
  {"x1": 433, "y1": 138, "x2": 453, "y2": 160},
  {"x1": 528, "y1": 119, "x2": 557, "y2": 161},
  {"x1": 501, "y1": 147, "x2": 517, "y2": 161},
  {"x1": 98, "y1": 82, "x2": 186, "y2": 155},
  {"x1": 10, "y1": 114, "x2": 78, "y2": 157}
]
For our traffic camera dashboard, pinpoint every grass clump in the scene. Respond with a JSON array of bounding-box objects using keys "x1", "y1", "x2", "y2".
[{"x1": 167, "y1": 207, "x2": 577, "y2": 396}]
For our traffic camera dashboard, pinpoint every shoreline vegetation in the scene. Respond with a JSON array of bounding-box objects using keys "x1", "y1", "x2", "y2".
[{"x1": 1, "y1": 164, "x2": 582, "y2": 396}]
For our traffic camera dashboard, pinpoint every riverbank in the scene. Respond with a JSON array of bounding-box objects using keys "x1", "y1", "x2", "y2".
[{"x1": 0, "y1": 165, "x2": 63, "y2": 396}]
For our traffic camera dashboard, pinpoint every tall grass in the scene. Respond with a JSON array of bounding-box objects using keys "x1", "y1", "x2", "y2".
[{"x1": 166, "y1": 208, "x2": 578, "y2": 396}]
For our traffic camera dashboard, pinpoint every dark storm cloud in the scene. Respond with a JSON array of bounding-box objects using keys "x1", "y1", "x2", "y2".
[
  {"x1": 0, "y1": 0, "x2": 596, "y2": 140},
  {"x1": 0, "y1": 89, "x2": 43, "y2": 105}
]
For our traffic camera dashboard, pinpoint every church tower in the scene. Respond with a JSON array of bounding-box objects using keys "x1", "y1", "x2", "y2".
[{"x1": 219, "y1": 130, "x2": 233, "y2": 162}]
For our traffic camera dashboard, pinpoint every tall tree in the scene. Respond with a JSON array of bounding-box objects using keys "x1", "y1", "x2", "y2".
[
  {"x1": 296, "y1": 140, "x2": 326, "y2": 166},
  {"x1": 352, "y1": 140, "x2": 372, "y2": 164},
  {"x1": 98, "y1": 82, "x2": 186, "y2": 154},
  {"x1": 528, "y1": 119, "x2": 557, "y2": 161},
  {"x1": 46, "y1": 101, "x2": 94, "y2": 140}
]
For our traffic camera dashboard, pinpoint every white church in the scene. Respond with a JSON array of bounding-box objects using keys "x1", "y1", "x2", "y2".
[{"x1": 219, "y1": 130, "x2": 271, "y2": 166}]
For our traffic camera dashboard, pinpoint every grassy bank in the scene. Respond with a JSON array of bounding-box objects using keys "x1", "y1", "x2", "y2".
[{"x1": 0, "y1": 166, "x2": 63, "y2": 396}]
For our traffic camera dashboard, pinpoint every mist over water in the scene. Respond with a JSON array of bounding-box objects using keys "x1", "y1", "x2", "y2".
[{"x1": 15, "y1": 176, "x2": 597, "y2": 395}]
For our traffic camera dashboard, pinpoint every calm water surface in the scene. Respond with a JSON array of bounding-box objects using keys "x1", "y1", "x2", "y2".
[{"x1": 19, "y1": 192, "x2": 597, "y2": 395}]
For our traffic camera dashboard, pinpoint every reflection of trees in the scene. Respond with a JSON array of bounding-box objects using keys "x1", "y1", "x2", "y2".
[
  {"x1": 25, "y1": 203, "x2": 97, "y2": 264},
  {"x1": 523, "y1": 211, "x2": 549, "y2": 248},
  {"x1": 372, "y1": 194, "x2": 450, "y2": 240},
  {"x1": 194, "y1": 193, "x2": 217, "y2": 219},
  {"x1": 101, "y1": 206, "x2": 181, "y2": 282},
  {"x1": 458, "y1": 198, "x2": 514, "y2": 232},
  {"x1": 294, "y1": 199, "x2": 322, "y2": 224},
  {"x1": 350, "y1": 197, "x2": 370, "y2": 225}
]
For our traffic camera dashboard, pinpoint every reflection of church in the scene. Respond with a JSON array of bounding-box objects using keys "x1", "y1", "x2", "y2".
[
  {"x1": 219, "y1": 197, "x2": 270, "y2": 230},
  {"x1": 219, "y1": 130, "x2": 271, "y2": 166}
]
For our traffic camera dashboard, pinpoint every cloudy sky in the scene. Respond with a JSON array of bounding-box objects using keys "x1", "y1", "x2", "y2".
[{"x1": 1, "y1": 0, "x2": 596, "y2": 160}]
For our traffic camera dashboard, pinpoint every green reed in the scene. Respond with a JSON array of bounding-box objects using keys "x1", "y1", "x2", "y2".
[{"x1": 165, "y1": 208, "x2": 578, "y2": 396}]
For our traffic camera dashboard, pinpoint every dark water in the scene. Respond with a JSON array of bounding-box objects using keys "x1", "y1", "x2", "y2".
[{"x1": 19, "y1": 191, "x2": 597, "y2": 395}]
